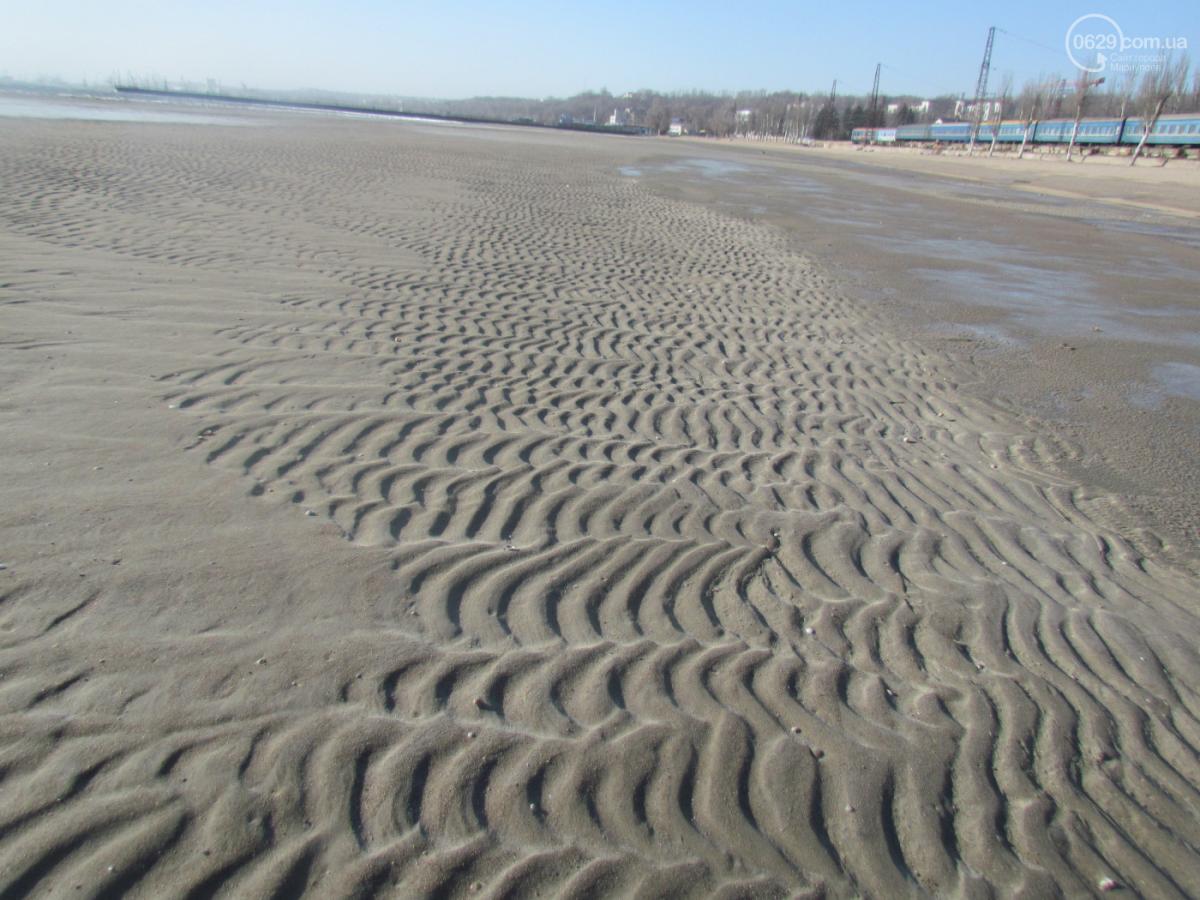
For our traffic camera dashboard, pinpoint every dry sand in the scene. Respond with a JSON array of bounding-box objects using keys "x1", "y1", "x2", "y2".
[{"x1": 1, "y1": 108, "x2": 1199, "y2": 898}]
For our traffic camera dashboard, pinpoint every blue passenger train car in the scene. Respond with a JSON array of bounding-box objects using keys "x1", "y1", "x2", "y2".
[{"x1": 852, "y1": 114, "x2": 1200, "y2": 148}]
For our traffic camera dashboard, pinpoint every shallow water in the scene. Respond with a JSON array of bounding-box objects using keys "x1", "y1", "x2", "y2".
[
  {"x1": 0, "y1": 93, "x2": 250, "y2": 125},
  {"x1": 1096, "y1": 219, "x2": 1200, "y2": 251},
  {"x1": 911, "y1": 264, "x2": 1200, "y2": 349},
  {"x1": 641, "y1": 157, "x2": 753, "y2": 179},
  {"x1": 1153, "y1": 361, "x2": 1200, "y2": 400}
]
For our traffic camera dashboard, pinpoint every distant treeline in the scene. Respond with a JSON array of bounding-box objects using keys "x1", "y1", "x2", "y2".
[
  {"x1": 108, "y1": 56, "x2": 1200, "y2": 141},
  {"x1": 112, "y1": 86, "x2": 650, "y2": 135},
  {"x1": 109, "y1": 78, "x2": 945, "y2": 139}
]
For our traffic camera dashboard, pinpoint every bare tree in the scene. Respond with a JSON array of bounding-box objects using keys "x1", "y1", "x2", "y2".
[
  {"x1": 1067, "y1": 72, "x2": 1105, "y2": 161},
  {"x1": 1131, "y1": 54, "x2": 1189, "y2": 165},
  {"x1": 1165, "y1": 53, "x2": 1193, "y2": 113},
  {"x1": 1114, "y1": 66, "x2": 1139, "y2": 119},
  {"x1": 1015, "y1": 76, "x2": 1050, "y2": 159},
  {"x1": 988, "y1": 74, "x2": 1013, "y2": 157}
]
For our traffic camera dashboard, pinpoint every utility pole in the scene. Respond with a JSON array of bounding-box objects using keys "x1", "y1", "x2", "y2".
[
  {"x1": 869, "y1": 63, "x2": 881, "y2": 128},
  {"x1": 968, "y1": 26, "x2": 995, "y2": 154}
]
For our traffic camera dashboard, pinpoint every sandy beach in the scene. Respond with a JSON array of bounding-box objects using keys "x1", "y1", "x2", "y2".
[{"x1": 2, "y1": 102, "x2": 1199, "y2": 898}]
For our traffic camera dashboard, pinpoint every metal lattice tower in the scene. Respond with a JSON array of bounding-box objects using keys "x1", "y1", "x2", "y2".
[
  {"x1": 968, "y1": 26, "x2": 996, "y2": 150},
  {"x1": 869, "y1": 63, "x2": 881, "y2": 126},
  {"x1": 974, "y1": 27, "x2": 995, "y2": 107}
]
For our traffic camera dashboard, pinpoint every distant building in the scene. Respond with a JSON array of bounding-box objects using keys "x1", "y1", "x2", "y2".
[
  {"x1": 559, "y1": 113, "x2": 574, "y2": 126},
  {"x1": 607, "y1": 107, "x2": 632, "y2": 127},
  {"x1": 668, "y1": 117, "x2": 689, "y2": 136},
  {"x1": 955, "y1": 98, "x2": 1003, "y2": 121},
  {"x1": 736, "y1": 109, "x2": 753, "y2": 121},
  {"x1": 886, "y1": 99, "x2": 930, "y2": 116}
]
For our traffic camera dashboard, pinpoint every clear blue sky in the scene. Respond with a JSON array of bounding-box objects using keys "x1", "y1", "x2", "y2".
[{"x1": 2, "y1": 1, "x2": 1196, "y2": 99}]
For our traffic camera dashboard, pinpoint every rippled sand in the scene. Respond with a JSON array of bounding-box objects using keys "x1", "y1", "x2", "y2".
[{"x1": 1, "y1": 112, "x2": 1198, "y2": 898}]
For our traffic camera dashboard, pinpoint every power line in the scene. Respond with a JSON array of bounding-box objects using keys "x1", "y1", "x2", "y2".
[{"x1": 996, "y1": 28, "x2": 1063, "y2": 59}]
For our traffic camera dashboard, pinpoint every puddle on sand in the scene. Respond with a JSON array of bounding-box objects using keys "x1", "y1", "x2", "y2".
[
  {"x1": 778, "y1": 174, "x2": 834, "y2": 196},
  {"x1": 865, "y1": 233, "x2": 1024, "y2": 263},
  {"x1": 909, "y1": 262, "x2": 1200, "y2": 350},
  {"x1": 1095, "y1": 219, "x2": 1200, "y2": 251},
  {"x1": 1130, "y1": 362, "x2": 1200, "y2": 410},
  {"x1": 929, "y1": 322, "x2": 1027, "y2": 348},
  {"x1": 634, "y1": 157, "x2": 752, "y2": 179},
  {"x1": 1153, "y1": 362, "x2": 1200, "y2": 400},
  {"x1": 669, "y1": 158, "x2": 750, "y2": 177}
]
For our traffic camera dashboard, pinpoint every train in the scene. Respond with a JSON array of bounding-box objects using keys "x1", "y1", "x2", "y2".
[{"x1": 850, "y1": 113, "x2": 1200, "y2": 148}]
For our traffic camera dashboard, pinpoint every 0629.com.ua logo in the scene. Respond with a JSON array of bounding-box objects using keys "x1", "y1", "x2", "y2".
[{"x1": 1065, "y1": 14, "x2": 1189, "y2": 74}]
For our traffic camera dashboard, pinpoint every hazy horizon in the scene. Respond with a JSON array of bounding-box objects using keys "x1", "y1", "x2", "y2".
[{"x1": 3, "y1": 1, "x2": 1198, "y2": 102}]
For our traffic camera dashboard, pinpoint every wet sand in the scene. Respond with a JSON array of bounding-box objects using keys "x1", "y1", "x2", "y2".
[
  {"x1": 806, "y1": 140, "x2": 1200, "y2": 219},
  {"x1": 2, "y1": 105, "x2": 1199, "y2": 898},
  {"x1": 653, "y1": 138, "x2": 1200, "y2": 565}
]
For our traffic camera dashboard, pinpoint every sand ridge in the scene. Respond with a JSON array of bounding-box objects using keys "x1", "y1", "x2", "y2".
[{"x1": 1, "y1": 116, "x2": 1199, "y2": 897}]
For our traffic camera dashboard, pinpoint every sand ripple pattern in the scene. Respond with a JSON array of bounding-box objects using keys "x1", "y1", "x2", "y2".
[{"x1": 2, "y1": 122, "x2": 1199, "y2": 898}]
